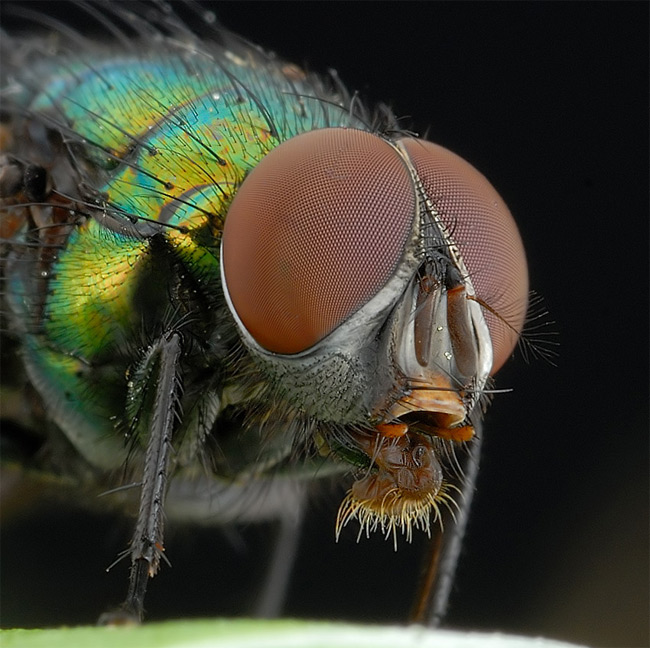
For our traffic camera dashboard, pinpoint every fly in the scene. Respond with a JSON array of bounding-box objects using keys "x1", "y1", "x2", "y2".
[{"x1": 0, "y1": 1, "x2": 535, "y2": 625}]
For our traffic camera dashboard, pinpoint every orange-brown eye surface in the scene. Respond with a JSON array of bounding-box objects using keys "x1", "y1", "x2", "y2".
[
  {"x1": 400, "y1": 139, "x2": 528, "y2": 374},
  {"x1": 222, "y1": 128, "x2": 415, "y2": 354}
]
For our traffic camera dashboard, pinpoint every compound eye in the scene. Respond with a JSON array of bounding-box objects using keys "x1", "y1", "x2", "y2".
[
  {"x1": 400, "y1": 138, "x2": 528, "y2": 374},
  {"x1": 222, "y1": 128, "x2": 416, "y2": 354}
]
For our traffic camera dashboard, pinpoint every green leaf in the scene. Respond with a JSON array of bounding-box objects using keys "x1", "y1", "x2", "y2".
[{"x1": 1, "y1": 618, "x2": 587, "y2": 648}]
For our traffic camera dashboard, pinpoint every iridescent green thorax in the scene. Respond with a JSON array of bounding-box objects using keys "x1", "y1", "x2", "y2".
[{"x1": 44, "y1": 220, "x2": 149, "y2": 357}]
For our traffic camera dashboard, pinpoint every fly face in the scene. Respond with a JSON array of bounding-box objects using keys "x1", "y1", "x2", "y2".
[
  {"x1": 0, "y1": 1, "x2": 530, "y2": 625},
  {"x1": 221, "y1": 128, "x2": 528, "y2": 542}
]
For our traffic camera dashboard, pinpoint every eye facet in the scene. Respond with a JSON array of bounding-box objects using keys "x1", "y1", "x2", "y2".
[
  {"x1": 400, "y1": 138, "x2": 528, "y2": 374},
  {"x1": 222, "y1": 128, "x2": 415, "y2": 354}
]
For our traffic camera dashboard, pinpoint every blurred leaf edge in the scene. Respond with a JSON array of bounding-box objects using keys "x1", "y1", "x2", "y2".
[{"x1": 0, "y1": 618, "x2": 588, "y2": 648}]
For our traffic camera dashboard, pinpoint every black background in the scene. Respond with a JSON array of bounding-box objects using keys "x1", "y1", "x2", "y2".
[{"x1": 1, "y1": 3, "x2": 648, "y2": 647}]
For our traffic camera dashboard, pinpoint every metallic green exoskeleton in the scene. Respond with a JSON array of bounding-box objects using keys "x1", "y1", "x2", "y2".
[{"x1": 1, "y1": 2, "x2": 529, "y2": 623}]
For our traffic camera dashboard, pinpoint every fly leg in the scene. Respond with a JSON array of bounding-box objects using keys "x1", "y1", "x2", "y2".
[
  {"x1": 410, "y1": 418, "x2": 483, "y2": 626},
  {"x1": 100, "y1": 331, "x2": 182, "y2": 624},
  {"x1": 254, "y1": 485, "x2": 306, "y2": 618}
]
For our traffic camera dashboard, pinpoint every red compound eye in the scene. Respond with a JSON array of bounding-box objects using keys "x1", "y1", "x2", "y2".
[
  {"x1": 222, "y1": 128, "x2": 415, "y2": 354},
  {"x1": 400, "y1": 138, "x2": 528, "y2": 374}
]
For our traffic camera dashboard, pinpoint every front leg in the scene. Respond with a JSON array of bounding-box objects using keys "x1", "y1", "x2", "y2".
[
  {"x1": 100, "y1": 331, "x2": 182, "y2": 623},
  {"x1": 411, "y1": 419, "x2": 483, "y2": 626}
]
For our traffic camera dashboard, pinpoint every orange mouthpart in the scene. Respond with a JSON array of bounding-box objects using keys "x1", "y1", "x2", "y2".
[{"x1": 336, "y1": 430, "x2": 458, "y2": 546}]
